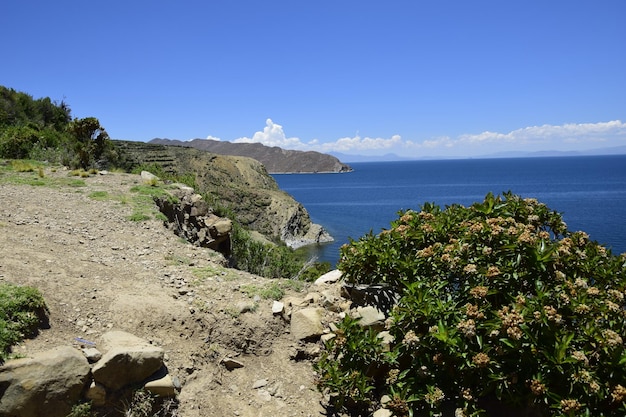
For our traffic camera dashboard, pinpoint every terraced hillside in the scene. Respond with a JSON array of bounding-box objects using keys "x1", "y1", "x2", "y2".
[{"x1": 113, "y1": 140, "x2": 332, "y2": 247}]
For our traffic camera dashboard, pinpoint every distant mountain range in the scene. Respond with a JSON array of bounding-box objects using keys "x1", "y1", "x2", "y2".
[
  {"x1": 331, "y1": 145, "x2": 626, "y2": 163},
  {"x1": 149, "y1": 138, "x2": 352, "y2": 173}
]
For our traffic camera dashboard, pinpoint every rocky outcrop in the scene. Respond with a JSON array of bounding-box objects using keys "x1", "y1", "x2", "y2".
[
  {"x1": 0, "y1": 331, "x2": 177, "y2": 416},
  {"x1": 154, "y1": 183, "x2": 232, "y2": 256},
  {"x1": 149, "y1": 138, "x2": 353, "y2": 174},
  {"x1": 113, "y1": 140, "x2": 333, "y2": 248}
]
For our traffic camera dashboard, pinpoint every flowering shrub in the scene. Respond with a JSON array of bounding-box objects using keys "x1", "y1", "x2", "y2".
[{"x1": 315, "y1": 192, "x2": 626, "y2": 416}]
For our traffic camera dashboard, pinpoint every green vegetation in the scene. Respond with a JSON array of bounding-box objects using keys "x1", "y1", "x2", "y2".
[
  {"x1": 88, "y1": 190, "x2": 109, "y2": 201},
  {"x1": 315, "y1": 192, "x2": 626, "y2": 416},
  {"x1": 0, "y1": 85, "x2": 117, "y2": 169},
  {"x1": 131, "y1": 163, "x2": 197, "y2": 189},
  {"x1": 240, "y1": 279, "x2": 305, "y2": 301},
  {"x1": 207, "y1": 193, "x2": 331, "y2": 280},
  {"x1": 0, "y1": 283, "x2": 48, "y2": 363}
]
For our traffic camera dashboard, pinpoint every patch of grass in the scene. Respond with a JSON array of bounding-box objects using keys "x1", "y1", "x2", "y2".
[
  {"x1": 10, "y1": 160, "x2": 37, "y2": 172},
  {"x1": 128, "y1": 212, "x2": 151, "y2": 222},
  {"x1": 88, "y1": 190, "x2": 109, "y2": 201},
  {"x1": 240, "y1": 279, "x2": 307, "y2": 301},
  {"x1": 165, "y1": 254, "x2": 194, "y2": 266},
  {"x1": 130, "y1": 184, "x2": 169, "y2": 198},
  {"x1": 67, "y1": 179, "x2": 86, "y2": 187},
  {"x1": 66, "y1": 402, "x2": 94, "y2": 417},
  {"x1": 239, "y1": 281, "x2": 290, "y2": 301},
  {"x1": 0, "y1": 283, "x2": 48, "y2": 363},
  {"x1": 191, "y1": 265, "x2": 240, "y2": 282}
]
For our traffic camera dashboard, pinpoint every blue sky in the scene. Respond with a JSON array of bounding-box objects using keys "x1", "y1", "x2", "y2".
[{"x1": 3, "y1": 1, "x2": 625, "y2": 158}]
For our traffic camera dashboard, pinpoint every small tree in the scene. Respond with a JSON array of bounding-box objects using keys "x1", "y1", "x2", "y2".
[
  {"x1": 315, "y1": 192, "x2": 626, "y2": 416},
  {"x1": 67, "y1": 117, "x2": 110, "y2": 169}
]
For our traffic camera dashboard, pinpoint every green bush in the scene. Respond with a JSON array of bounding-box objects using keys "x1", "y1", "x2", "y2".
[
  {"x1": 315, "y1": 192, "x2": 626, "y2": 416},
  {"x1": 205, "y1": 192, "x2": 331, "y2": 280},
  {"x1": 0, "y1": 284, "x2": 48, "y2": 363}
]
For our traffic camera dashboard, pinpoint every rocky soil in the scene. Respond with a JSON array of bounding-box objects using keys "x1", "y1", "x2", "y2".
[{"x1": 0, "y1": 168, "x2": 336, "y2": 416}]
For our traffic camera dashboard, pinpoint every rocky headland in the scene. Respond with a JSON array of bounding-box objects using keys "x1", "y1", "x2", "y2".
[{"x1": 113, "y1": 140, "x2": 333, "y2": 249}]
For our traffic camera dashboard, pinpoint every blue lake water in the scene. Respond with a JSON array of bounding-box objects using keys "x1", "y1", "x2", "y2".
[{"x1": 272, "y1": 155, "x2": 626, "y2": 267}]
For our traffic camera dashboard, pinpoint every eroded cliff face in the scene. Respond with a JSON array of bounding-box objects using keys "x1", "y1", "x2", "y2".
[{"x1": 113, "y1": 140, "x2": 332, "y2": 247}]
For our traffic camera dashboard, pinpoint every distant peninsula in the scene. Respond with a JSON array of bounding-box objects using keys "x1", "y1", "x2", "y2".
[{"x1": 149, "y1": 138, "x2": 352, "y2": 174}]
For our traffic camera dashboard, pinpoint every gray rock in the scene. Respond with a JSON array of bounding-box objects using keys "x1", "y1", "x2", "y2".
[
  {"x1": 272, "y1": 301, "x2": 285, "y2": 315},
  {"x1": 377, "y1": 331, "x2": 395, "y2": 352},
  {"x1": 373, "y1": 408, "x2": 394, "y2": 417},
  {"x1": 252, "y1": 378, "x2": 269, "y2": 389},
  {"x1": 314, "y1": 269, "x2": 343, "y2": 285},
  {"x1": 141, "y1": 170, "x2": 160, "y2": 182},
  {"x1": 0, "y1": 346, "x2": 90, "y2": 417},
  {"x1": 144, "y1": 372, "x2": 177, "y2": 397},
  {"x1": 355, "y1": 305, "x2": 386, "y2": 329},
  {"x1": 92, "y1": 330, "x2": 164, "y2": 391},
  {"x1": 290, "y1": 308, "x2": 324, "y2": 340},
  {"x1": 82, "y1": 347, "x2": 103, "y2": 363}
]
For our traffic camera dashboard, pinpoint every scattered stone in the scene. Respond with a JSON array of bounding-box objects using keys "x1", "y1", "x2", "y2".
[
  {"x1": 82, "y1": 347, "x2": 103, "y2": 363},
  {"x1": 377, "y1": 331, "x2": 395, "y2": 352},
  {"x1": 257, "y1": 389, "x2": 273, "y2": 402},
  {"x1": 373, "y1": 408, "x2": 393, "y2": 417},
  {"x1": 320, "y1": 333, "x2": 336, "y2": 343},
  {"x1": 252, "y1": 378, "x2": 269, "y2": 389},
  {"x1": 272, "y1": 301, "x2": 285, "y2": 314},
  {"x1": 221, "y1": 357, "x2": 244, "y2": 370}
]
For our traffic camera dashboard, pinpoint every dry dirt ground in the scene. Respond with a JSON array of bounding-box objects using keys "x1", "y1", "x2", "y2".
[{"x1": 0, "y1": 167, "x2": 332, "y2": 417}]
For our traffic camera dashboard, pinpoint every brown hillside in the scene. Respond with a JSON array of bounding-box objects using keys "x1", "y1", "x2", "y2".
[{"x1": 149, "y1": 138, "x2": 352, "y2": 174}]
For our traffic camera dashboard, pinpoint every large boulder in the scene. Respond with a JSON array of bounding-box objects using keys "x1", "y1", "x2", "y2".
[
  {"x1": 290, "y1": 308, "x2": 325, "y2": 341},
  {"x1": 0, "y1": 346, "x2": 90, "y2": 417},
  {"x1": 92, "y1": 331, "x2": 164, "y2": 391}
]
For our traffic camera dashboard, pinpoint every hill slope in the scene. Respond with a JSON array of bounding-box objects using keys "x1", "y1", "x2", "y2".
[
  {"x1": 113, "y1": 140, "x2": 333, "y2": 247},
  {"x1": 149, "y1": 138, "x2": 352, "y2": 173},
  {"x1": 0, "y1": 167, "x2": 328, "y2": 416}
]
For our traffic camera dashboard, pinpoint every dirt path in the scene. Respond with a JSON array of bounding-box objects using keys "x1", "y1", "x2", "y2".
[{"x1": 0, "y1": 168, "x2": 328, "y2": 417}]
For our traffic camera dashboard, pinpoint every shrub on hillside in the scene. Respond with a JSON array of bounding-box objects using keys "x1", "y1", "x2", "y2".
[
  {"x1": 0, "y1": 283, "x2": 48, "y2": 363},
  {"x1": 315, "y1": 192, "x2": 626, "y2": 416}
]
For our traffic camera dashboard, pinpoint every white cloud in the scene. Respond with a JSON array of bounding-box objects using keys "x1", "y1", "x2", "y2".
[
  {"x1": 234, "y1": 118, "x2": 304, "y2": 149},
  {"x1": 458, "y1": 120, "x2": 626, "y2": 147},
  {"x1": 205, "y1": 135, "x2": 221, "y2": 141},
  {"x1": 319, "y1": 134, "x2": 403, "y2": 153},
  {"x1": 210, "y1": 119, "x2": 626, "y2": 158}
]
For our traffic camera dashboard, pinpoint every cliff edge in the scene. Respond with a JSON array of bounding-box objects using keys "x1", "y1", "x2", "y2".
[{"x1": 113, "y1": 140, "x2": 333, "y2": 248}]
